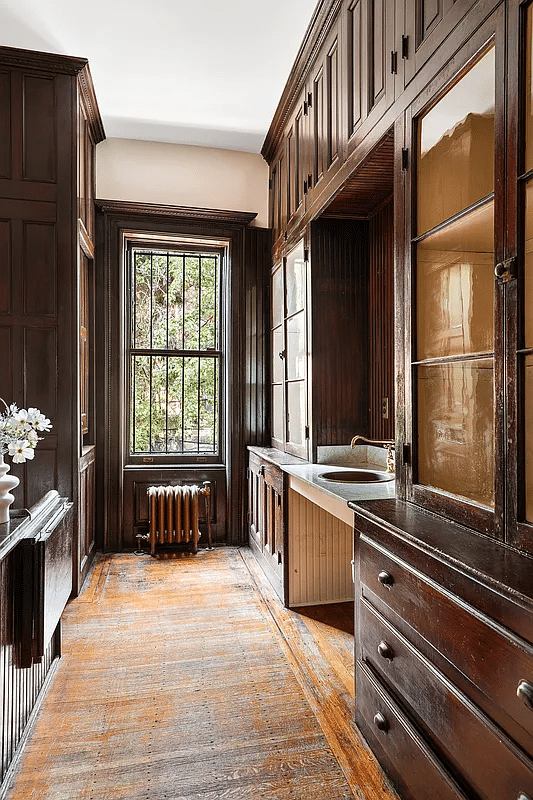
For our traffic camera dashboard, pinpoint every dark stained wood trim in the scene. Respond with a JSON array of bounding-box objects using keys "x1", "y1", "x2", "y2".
[
  {"x1": 95, "y1": 199, "x2": 257, "y2": 226},
  {"x1": 0, "y1": 45, "x2": 87, "y2": 75},
  {"x1": 262, "y1": 0, "x2": 342, "y2": 162},
  {"x1": 78, "y1": 218, "x2": 94, "y2": 259},
  {"x1": 78, "y1": 64, "x2": 105, "y2": 144}
]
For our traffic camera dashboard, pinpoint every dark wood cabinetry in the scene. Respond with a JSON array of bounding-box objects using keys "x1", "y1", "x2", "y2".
[
  {"x1": 248, "y1": 450, "x2": 287, "y2": 605},
  {"x1": 353, "y1": 501, "x2": 533, "y2": 800},
  {"x1": 0, "y1": 47, "x2": 104, "y2": 596}
]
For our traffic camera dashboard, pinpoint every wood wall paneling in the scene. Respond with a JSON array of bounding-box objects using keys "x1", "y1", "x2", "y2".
[
  {"x1": 0, "y1": 219, "x2": 11, "y2": 313},
  {"x1": 22, "y1": 75, "x2": 57, "y2": 183},
  {"x1": 23, "y1": 222, "x2": 56, "y2": 316},
  {"x1": 310, "y1": 218, "x2": 370, "y2": 448},
  {"x1": 0, "y1": 70, "x2": 10, "y2": 179}
]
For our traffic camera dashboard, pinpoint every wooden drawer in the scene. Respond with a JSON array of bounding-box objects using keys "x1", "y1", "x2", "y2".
[
  {"x1": 359, "y1": 598, "x2": 533, "y2": 800},
  {"x1": 359, "y1": 535, "x2": 533, "y2": 745},
  {"x1": 356, "y1": 660, "x2": 469, "y2": 800}
]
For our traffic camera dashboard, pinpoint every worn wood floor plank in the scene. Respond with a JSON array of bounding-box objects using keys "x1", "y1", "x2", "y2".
[{"x1": 5, "y1": 549, "x2": 386, "y2": 800}]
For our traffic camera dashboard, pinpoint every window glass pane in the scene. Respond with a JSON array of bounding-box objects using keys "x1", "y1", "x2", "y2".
[
  {"x1": 272, "y1": 384, "x2": 284, "y2": 442},
  {"x1": 525, "y1": 181, "x2": 533, "y2": 348},
  {"x1": 417, "y1": 360, "x2": 494, "y2": 506},
  {"x1": 286, "y1": 310, "x2": 306, "y2": 380},
  {"x1": 286, "y1": 245, "x2": 306, "y2": 316},
  {"x1": 287, "y1": 380, "x2": 307, "y2": 447},
  {"x1": 525, "y1": 355, "x2": 533, "y2": 522},
  {"x1": 133, "y1": 252, "x2": 151, "y2": 349},
  {"x1": 526, "y1": 4, "x2": 533, "y2": 173},
  {"x1": 417, "y1": 202, "x2": 494, "y2": 359},
  {"x1": 417, "y1": 47, "x2": 495, "y2": 235}
]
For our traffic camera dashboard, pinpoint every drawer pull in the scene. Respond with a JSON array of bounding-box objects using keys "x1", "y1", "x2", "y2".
[
  {"x1": 378, "y1": 570, "x2": 394, "y2": 588},
  {"x1": 373, "y1": 711, "x2": 389, "y2": 732},
  {"x1": 517, "y1": 680, "x2": 533, "y2": 710},
  {"x1": 377, "y1": 640, "x2": 394, "y2": 661}
]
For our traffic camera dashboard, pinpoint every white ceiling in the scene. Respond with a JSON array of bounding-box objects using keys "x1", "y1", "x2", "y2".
[{"x1": 0, "y1": 0, "x2": 318, "y2": 153}]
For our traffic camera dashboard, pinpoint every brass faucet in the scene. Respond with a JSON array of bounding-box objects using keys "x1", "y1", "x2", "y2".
[{"x1": 350, "y1": 435, "x2": 395, "y2": 473}]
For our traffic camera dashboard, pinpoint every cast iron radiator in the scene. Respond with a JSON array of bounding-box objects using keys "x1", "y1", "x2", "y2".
[{"x1": 138, "y1": 482, "x2": 212, "y2": 555}]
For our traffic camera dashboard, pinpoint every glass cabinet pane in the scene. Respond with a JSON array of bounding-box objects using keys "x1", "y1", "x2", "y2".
[
  {"x1": 285, "y1": 244, "x2": 306, "y2": 316},
  {"x1": 286, "y1": 310, "x2": 306, "y2": 380},
  {"x1": 287, "y1": 380, "x2": 307, "y2": 447},
  {"x1": 525, "y1": 181, "x2": 533, "y2": 349},
  {"x1": 417, "y1": 360, "x2": 494, "y2": 507},
  {"x1": 272, "y1": 327, "x2": 284, "y2": 383},
  {"x1": 417, "y1": 202, "x2": 494, "y2": 359},
  {"x1": 272, "y1": 384, "x2": 285, "y2": 443},
  {"x1": 526, "y1": 355, "x2": 533, "y2": 522},
  {"x1": 526, "y1": 4, "x2": 533, "y2": 174},
  {"x1": 417, "y1": 47, "x2": 495, "y2": 235},
  {"x1": 272, "y1": 265, "x2": 284, "y2": 327}
]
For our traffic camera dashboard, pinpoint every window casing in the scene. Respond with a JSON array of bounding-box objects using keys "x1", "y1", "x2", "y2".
[{"x1": 126, "y1": 242, "x2": 224, "y2": 465}]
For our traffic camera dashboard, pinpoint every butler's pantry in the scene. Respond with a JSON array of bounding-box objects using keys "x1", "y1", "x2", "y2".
[{"x1": 1, "y1": 0, "x2": 533, "y2": 798}]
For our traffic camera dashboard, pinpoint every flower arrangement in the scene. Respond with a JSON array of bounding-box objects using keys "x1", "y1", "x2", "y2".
[{"x1": 0, "y1": 399, "x2": 52, "y2": 463}]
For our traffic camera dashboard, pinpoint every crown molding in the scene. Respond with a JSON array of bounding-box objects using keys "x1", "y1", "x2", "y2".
[{"x1": 95, "y1": 199, "x2": 257, "y2": 226}]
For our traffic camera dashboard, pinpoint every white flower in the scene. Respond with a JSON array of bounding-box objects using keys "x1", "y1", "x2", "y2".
[
  {"x1": 8, "y1": 440, "x2": 35, "y2": 464},
  {"x1": 13, "y1": 408, "x2": 28, "y2": 423},
  {"x1": 27, "y1": 408, "x2": 52, "y2": 431}
]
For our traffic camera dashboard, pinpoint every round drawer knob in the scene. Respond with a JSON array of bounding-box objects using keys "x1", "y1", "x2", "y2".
[
  {"x1": 377, "y1": 640, "x2": 394, "y2": 661},
  {"x1": 378, "y1": 570, "x2": 394, "y2": 588},
  {"x1": 517, "y1": 680, "x2": 533, "y2": 710},
  {"x1": 373, "y1": 712, "x2": 389, "y2": 732}
]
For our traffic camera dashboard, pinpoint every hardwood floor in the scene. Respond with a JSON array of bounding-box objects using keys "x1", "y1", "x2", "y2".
[{"x1": 5, "y1": 548, "x2": 397, "y2": 800}]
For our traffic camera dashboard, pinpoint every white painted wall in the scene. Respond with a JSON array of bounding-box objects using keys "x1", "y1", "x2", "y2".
[{"x1": 96, "y1": 138, "x2": 270, "y2": 227}]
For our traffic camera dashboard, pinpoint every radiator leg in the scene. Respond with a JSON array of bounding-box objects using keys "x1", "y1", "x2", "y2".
[{"x1": 135, "y1": 533, "x2": 149, "y2": 555}]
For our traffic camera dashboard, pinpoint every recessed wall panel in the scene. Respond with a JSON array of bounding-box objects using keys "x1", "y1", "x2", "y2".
[
  {"x1": 22, "y1": 75, "x2": 56, "y2": 183},
  {"x1": 23, "y1": 327, "x2": 57, "y2": 420},
  {"x1": 0, "y1": 220, "x2": 11, "y2": 313},
  {"x1": 0, "y1": 70, "x2": 11, "y2": 179},
  {"x1": 23, "y1": 222, "x2": 56, "y2": 316}
]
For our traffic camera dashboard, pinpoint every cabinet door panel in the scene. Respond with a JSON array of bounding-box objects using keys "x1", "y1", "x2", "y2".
[{"x1": 347, "y1": 0, "x2": 364, "y2": 139}]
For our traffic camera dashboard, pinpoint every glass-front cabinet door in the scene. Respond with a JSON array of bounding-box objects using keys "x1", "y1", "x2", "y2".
[
  {"x1": 403, "y1": 9, "x2": 507, "y2": 538},
  {"x1": 270, "y1": 241, "x2": 310, "y2": 460}
]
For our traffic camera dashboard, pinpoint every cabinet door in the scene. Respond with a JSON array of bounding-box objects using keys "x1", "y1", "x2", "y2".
[
  {"x1": 402, "y1": 0, "x2": 482, "y2": 88},
  {"x1": 286, "y1": 91, "x2": 308, "y2": 228},
  {"x1": 263, "y1": 465, "x2": 284, "y2": 581},
  {"x1": 401, "y1": 8, "x2": 506, "y2": 538},
  {"x1": 74, "y1": 449, "x2": 96, "y2": 595},
  {"x1": 309, "y1": 16, "x2": 342, "y2": 201},
  {"x1": 247, "y1": 454, "x2": 263, "y2": 551}
]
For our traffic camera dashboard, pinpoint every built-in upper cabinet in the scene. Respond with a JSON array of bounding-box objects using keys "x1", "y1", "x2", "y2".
[{"x1": 397, "y1": 1, "x2": 533, "y2": 554}]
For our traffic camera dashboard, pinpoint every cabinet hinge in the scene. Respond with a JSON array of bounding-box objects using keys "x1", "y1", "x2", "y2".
[
  {"x1": 268, "y1": 177, "x2": 273, "y2": 190},
  {"x1": 305, "y1": 425, "x2": 310, "y2": 440},
  {"x1": 494, "y1": 256, "x2": 517, "y2": 284},
  {"x1": 402, "y1": 443, "x2": 411, "y2": 465},
  {"x1": 304, "y1": 249, "x2": 309, "y2": 263},
  {"x1": 303, "y1": 179, "x2": 308, "y2": 195},
  {"x1": 307, "y1": 91, "x2": 313, "y2": 109},
  {"x1": 303, "y1": 99, "x2": 308, "y2": 116},
  {"x1": 401, "y1": 35, "x2": 409, "y2": 59},
  {"x1": 391, "y1": 50, "x2": 398, "y2": 74},
  {"x1": 401, "y1": 148, "x2": 409, "y2": 170}
]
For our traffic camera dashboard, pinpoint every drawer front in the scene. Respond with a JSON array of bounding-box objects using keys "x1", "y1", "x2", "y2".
[
  {"x1": 359, "y1": 535, "x2": 533, "y2": 742},
  {"x1": 356, "y1": 660, "x2": 468, "y2": 800},
  {"x1": 359, "y1": 598, "x2": 533, "y2": 800}
]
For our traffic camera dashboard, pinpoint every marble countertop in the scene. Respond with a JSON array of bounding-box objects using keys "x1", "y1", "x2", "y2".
[{"x1": 248, "y1": 445, "x2": 396, "y2": 507}]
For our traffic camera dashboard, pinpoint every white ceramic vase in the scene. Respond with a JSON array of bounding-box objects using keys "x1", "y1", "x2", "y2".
[{"x1": 0, "y1": 454, "x2": 19, "y2": 524}]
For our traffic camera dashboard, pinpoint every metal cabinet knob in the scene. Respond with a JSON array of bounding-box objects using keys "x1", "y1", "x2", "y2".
[
  {"x1": 378, "y1": 570, "x2": 394, "y2": 588},
  {"x1": 377, "y1": 640, "x2": 394, "y2": 661},
  {"x1": 373, "y1": 711, "x2": 389, "y2": 732},
  {"x1": 517, "y1": 680, "x2": 533, "y2": 710}
]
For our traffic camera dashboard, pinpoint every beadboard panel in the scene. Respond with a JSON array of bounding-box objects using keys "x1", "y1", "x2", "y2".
[{"x1": 288, "y1": 488, "x2": 354, "y2": 606}]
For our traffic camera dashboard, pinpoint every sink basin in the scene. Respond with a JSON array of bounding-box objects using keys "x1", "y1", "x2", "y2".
[{"x1": 318, "y1": 469, "x2": 394, "y2": 483}]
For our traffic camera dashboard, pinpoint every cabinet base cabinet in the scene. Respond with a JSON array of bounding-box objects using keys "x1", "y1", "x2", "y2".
[{"x1": 354, "y1": 502, "x2": 533, "y2": 800}]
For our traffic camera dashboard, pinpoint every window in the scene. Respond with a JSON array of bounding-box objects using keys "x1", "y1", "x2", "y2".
[{"x1": 127, "y1": 243, "x2": 222, "y2": 462}]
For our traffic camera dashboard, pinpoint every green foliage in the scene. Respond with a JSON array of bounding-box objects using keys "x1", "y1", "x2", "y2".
[{"x1": 130, "y1": 250, "x2": 219, "y2": 454}]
